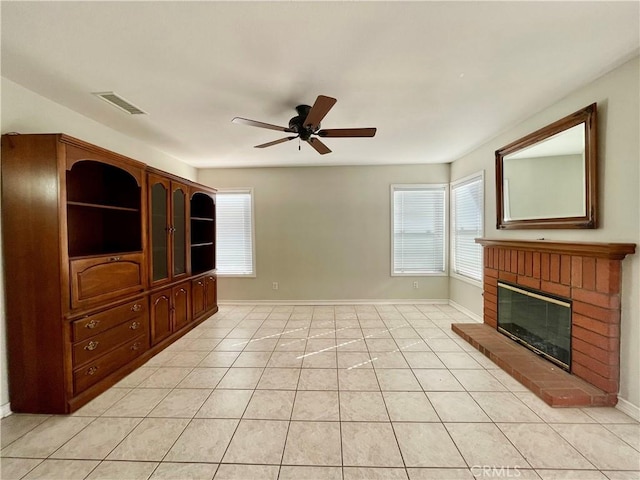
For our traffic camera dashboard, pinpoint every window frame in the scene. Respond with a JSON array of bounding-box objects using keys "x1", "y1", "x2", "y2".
[
  {"x1": 215, "y1": 187, "x2": 256, "y2": 278},
  {"x1": 450, "y1": 171, "x2": 485, "y2": 286},
  {"x1": 390, "y1": 183, "x2": 449, "y2": 277}
]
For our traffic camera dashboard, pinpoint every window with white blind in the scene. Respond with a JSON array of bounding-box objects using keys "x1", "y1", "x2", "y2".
[
  {"x1": 391, "y1": 184, "x2": 447, "y2": 275},
  {"x1": 216, "y1": 189, "x2": 255, "y2": 276},
  {"x1": 451, "y1": 172, "x2": 484, "y2": 283}
]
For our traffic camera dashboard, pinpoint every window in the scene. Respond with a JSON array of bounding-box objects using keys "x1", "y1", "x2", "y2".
[
  {"x1": 391, "y1": 184, "x2": 447, "y2": 275},
  {"x1": 451, "y1": 172, "x2": 484, "y2": 283},
  {"x1": 216, "y1": 189, "x2": 255, "y2": 276}
]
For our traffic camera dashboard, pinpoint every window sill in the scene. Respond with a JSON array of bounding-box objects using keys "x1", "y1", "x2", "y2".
[
  {"x1": 450, "y1": 272, "x2": 482, "y2": 288},
  {"x1": 391, "y1": 272, "x2": 448, "y2": 277}
]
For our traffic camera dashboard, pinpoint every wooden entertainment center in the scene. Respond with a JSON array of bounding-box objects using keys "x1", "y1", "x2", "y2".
[{"x1": 1, "y1": 133, "x2": 218, "y2": 414}]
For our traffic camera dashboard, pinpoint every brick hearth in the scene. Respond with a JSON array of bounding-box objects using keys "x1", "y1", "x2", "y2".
[
  {"x1": 452, "y1": 323, "x2": 615, "y2": 406},
  {"x1": 454, "y1": 239, "x2": 635, "y2": 407}
]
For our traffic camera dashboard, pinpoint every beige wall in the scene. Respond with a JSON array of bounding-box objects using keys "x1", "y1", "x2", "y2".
[
  {"x1": 198, "y1": 164, "x2": 451, "y2": 302},
  {"x1": 450, "y1": 56, "x2": 640, "y2": 413},
  {"x1": 0, "y1": 78, "x2": 197, "y2": 412},
  {"x1": 1, "y1": 78, "x2": 197, "y2": 180}
]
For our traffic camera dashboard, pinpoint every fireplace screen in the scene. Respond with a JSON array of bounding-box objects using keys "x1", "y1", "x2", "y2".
[{"x1": 497, "y1": 282, "x2": 571, "y2": 370}]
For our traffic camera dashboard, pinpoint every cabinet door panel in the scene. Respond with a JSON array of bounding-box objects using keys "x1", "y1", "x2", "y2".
[
  {"x1": 149, "y1": 176, "x2": 170, "y2": 284},
  {"x1": 192, "y1": 278, "x2": 206, "y2": 319},
  {"x1": 173, "y1": 283, "x2": 191, "y2": 331},
  {"x1": 205, "y1": 274, "x2": 217, "y2": 312},
  {"x1": 70, "y1": 253, "x2": 144, "y2": 309},
  {"x1": 172, "y1": 183, "x2": 189, "y2": 279},
  {"x1": 150, "y1": 291, "x2": 172, "y2": 344}
]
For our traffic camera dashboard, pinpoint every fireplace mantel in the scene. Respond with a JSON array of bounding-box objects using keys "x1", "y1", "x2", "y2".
[
  {"x1": 456, "y1": 237, "x2": 636, "y2": 407},
  {"x1": 475, "y1": 238, "x2": 636, "y2": 260}
]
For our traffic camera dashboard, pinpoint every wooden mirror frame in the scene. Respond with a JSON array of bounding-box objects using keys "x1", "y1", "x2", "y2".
[{"x1": 495, "y1": 103, "x2": 597, "y2": 230}]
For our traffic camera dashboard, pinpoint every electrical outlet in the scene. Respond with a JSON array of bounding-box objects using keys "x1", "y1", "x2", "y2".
[
  {"x1": 413, "y1": 281, "x2": 419, "y2": 289},
  {"x1": 272, "y1": 282, "x2": 279, "y2": 290}
]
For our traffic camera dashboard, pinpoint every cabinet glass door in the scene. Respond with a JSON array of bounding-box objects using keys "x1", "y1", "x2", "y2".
[
  {"x1": 172, "y1": 187, "x2": 187, "y2": 277},
  {"x1": 151, "y1": 182, "x2": 169, "y2": 282}
]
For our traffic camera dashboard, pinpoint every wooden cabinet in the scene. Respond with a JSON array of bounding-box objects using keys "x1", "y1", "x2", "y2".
[
  {"x1": 150, "y1": 282, "x2": 191, "y2": 345},
  {"x1": 192, "y1": 273, "x2": 218, "y2": 321},
  {"x1": 1, "y1": 133, "x2": 218, "y2": 414},
  {"x1": 148, "y1": 174, "x2": 189, "y2": 286},
  {"x1": 1, "y1": 134, "x2": 149, "y2": 413}
]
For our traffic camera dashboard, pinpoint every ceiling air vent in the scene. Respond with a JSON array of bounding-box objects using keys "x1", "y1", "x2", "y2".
[{"x1": 93, "y1": 92, "x2": 147, "y2": 115}]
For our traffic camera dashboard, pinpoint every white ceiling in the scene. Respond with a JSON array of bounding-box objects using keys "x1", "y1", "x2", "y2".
[{"x1": 2, "y1": 1, "x2": 638, "y2": 169}]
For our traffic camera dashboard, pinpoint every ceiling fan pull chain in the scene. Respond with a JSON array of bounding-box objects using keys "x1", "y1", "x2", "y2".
[{"x1": 298, "y1": 138, "x2": 301, "y2": 151}]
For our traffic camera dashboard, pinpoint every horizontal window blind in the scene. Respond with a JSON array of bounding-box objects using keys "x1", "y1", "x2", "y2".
[
  {"x1": 392, "y1": 185, "x2": 446, "y2": 275},
  {"x1": 451, "y1": 174, "x2": 483, "y2": 281},
  {"x1": 216, "y1": 190, "x2": 254, "y2": 275}
]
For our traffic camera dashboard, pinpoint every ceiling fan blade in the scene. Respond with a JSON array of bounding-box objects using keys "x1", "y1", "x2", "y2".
[
  {"x1": 307, "y1": 138, "x2": 332, "y2": 155},
  {"x1": 317, "y1": 128, "x2": 377, "y2": 138},
  {"x1": 255, "y1": 136, "x2": 298, "y2": 149},
  {"x1": 304, "y1": 95, "x2": 337, "y2": 130},
  {"x1": 232, "y1": 117, "x2": 295, "y2": 133}
]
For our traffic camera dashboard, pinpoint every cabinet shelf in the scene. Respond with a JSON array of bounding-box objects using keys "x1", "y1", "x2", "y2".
[
  {"x1": 69, "y1": 250, "x2": 142, "y2": 262},
  {"x1": 191, "y1": 216, "x2": 214, "y2": 222},
  {"x1": 67, "y1": 201, "x2": 140, "y2": 213},
  {"x1": 191, "y1": 242, "x2": 213, "y2": 248},
  {"x1": 66, "y1": 160, "x2": 141, "y2": 210}
]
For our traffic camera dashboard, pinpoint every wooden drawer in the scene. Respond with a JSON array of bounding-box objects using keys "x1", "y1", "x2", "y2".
[
  {"x1": 73, "y1": 334, "x2": 147, "y2": 394},
  {"x1": 70, "y1": 253, "x2": 144, "y2": 309},
  {"x1": 72, "y1": 298, "x2": 147, "y2": 342},
  {"x1": 73, "y1": 314, "x2": 148, "y2": 367}
]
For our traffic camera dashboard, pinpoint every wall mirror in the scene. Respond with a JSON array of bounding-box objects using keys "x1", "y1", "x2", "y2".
[{"x1": 496, "y1": 103, "x2": 597, "y2": 229}]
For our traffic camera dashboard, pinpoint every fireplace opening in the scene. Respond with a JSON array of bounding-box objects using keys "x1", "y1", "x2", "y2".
[{"x1": 497, "y1": 282, "x2": 572, "y2": 370}]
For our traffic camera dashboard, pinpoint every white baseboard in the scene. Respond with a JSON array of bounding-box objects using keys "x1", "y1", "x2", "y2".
[
  {"x1": 448, "y1": 300, "x2": 483, "y2": 323},
  {"x1": 1, "y1": 402, "x2": 12, "y2": 418},
  {"x1": 616, "y1": 396, "x2": 640, "y2": 421},
  {"x1": 218, "y1": 299, "x2": 450, "y2": 306}
]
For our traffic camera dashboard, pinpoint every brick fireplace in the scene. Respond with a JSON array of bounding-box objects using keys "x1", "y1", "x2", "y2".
[{"x1": 453, "y1": 239, "x2": 635, "y2": 407}]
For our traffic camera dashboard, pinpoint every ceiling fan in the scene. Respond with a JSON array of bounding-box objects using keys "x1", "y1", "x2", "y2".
[{"x1": 231, "y1": 95, "x2": 376, "y2": 155}]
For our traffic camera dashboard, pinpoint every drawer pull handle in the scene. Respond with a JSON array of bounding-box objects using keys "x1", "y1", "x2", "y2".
[
  {"x1": 131, "y1": 303, "x2": 142, "y2": 312},
  {"x1": 84, "y1": 341, "x2": 99, "y2": 351},
  {"x1": 130, "y1": 342, "x2": 141, "y2": 351},
  {"x1": 85, "y1": 319, "x2": 100, "y2": 329},
  {"x1": 130, "y1": 321, "x2": 141, "y2": 330},
  {"x1": 86, "y1": 366, "x2": 99, "y2": 376},
  {"x1": 197, "y1": 281, "x2": 203, "y2": 286},
  {"x1": 109, "y1": 256, "x2": 121, "y2": 262}
]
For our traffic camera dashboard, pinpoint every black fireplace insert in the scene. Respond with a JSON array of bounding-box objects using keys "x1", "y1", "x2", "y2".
[{"x1": 497, "y1": 281, "x2": 571, "y2": 370}]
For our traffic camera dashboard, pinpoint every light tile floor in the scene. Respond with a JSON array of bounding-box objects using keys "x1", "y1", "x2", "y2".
[{"x1": 1, "y1": 304, "x2": 639, "y2": 480}]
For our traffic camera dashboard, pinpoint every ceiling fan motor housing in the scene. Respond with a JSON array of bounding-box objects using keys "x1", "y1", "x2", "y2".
[{"x1": 290, "y1": 104, "x2": 319, "y2": 140}]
